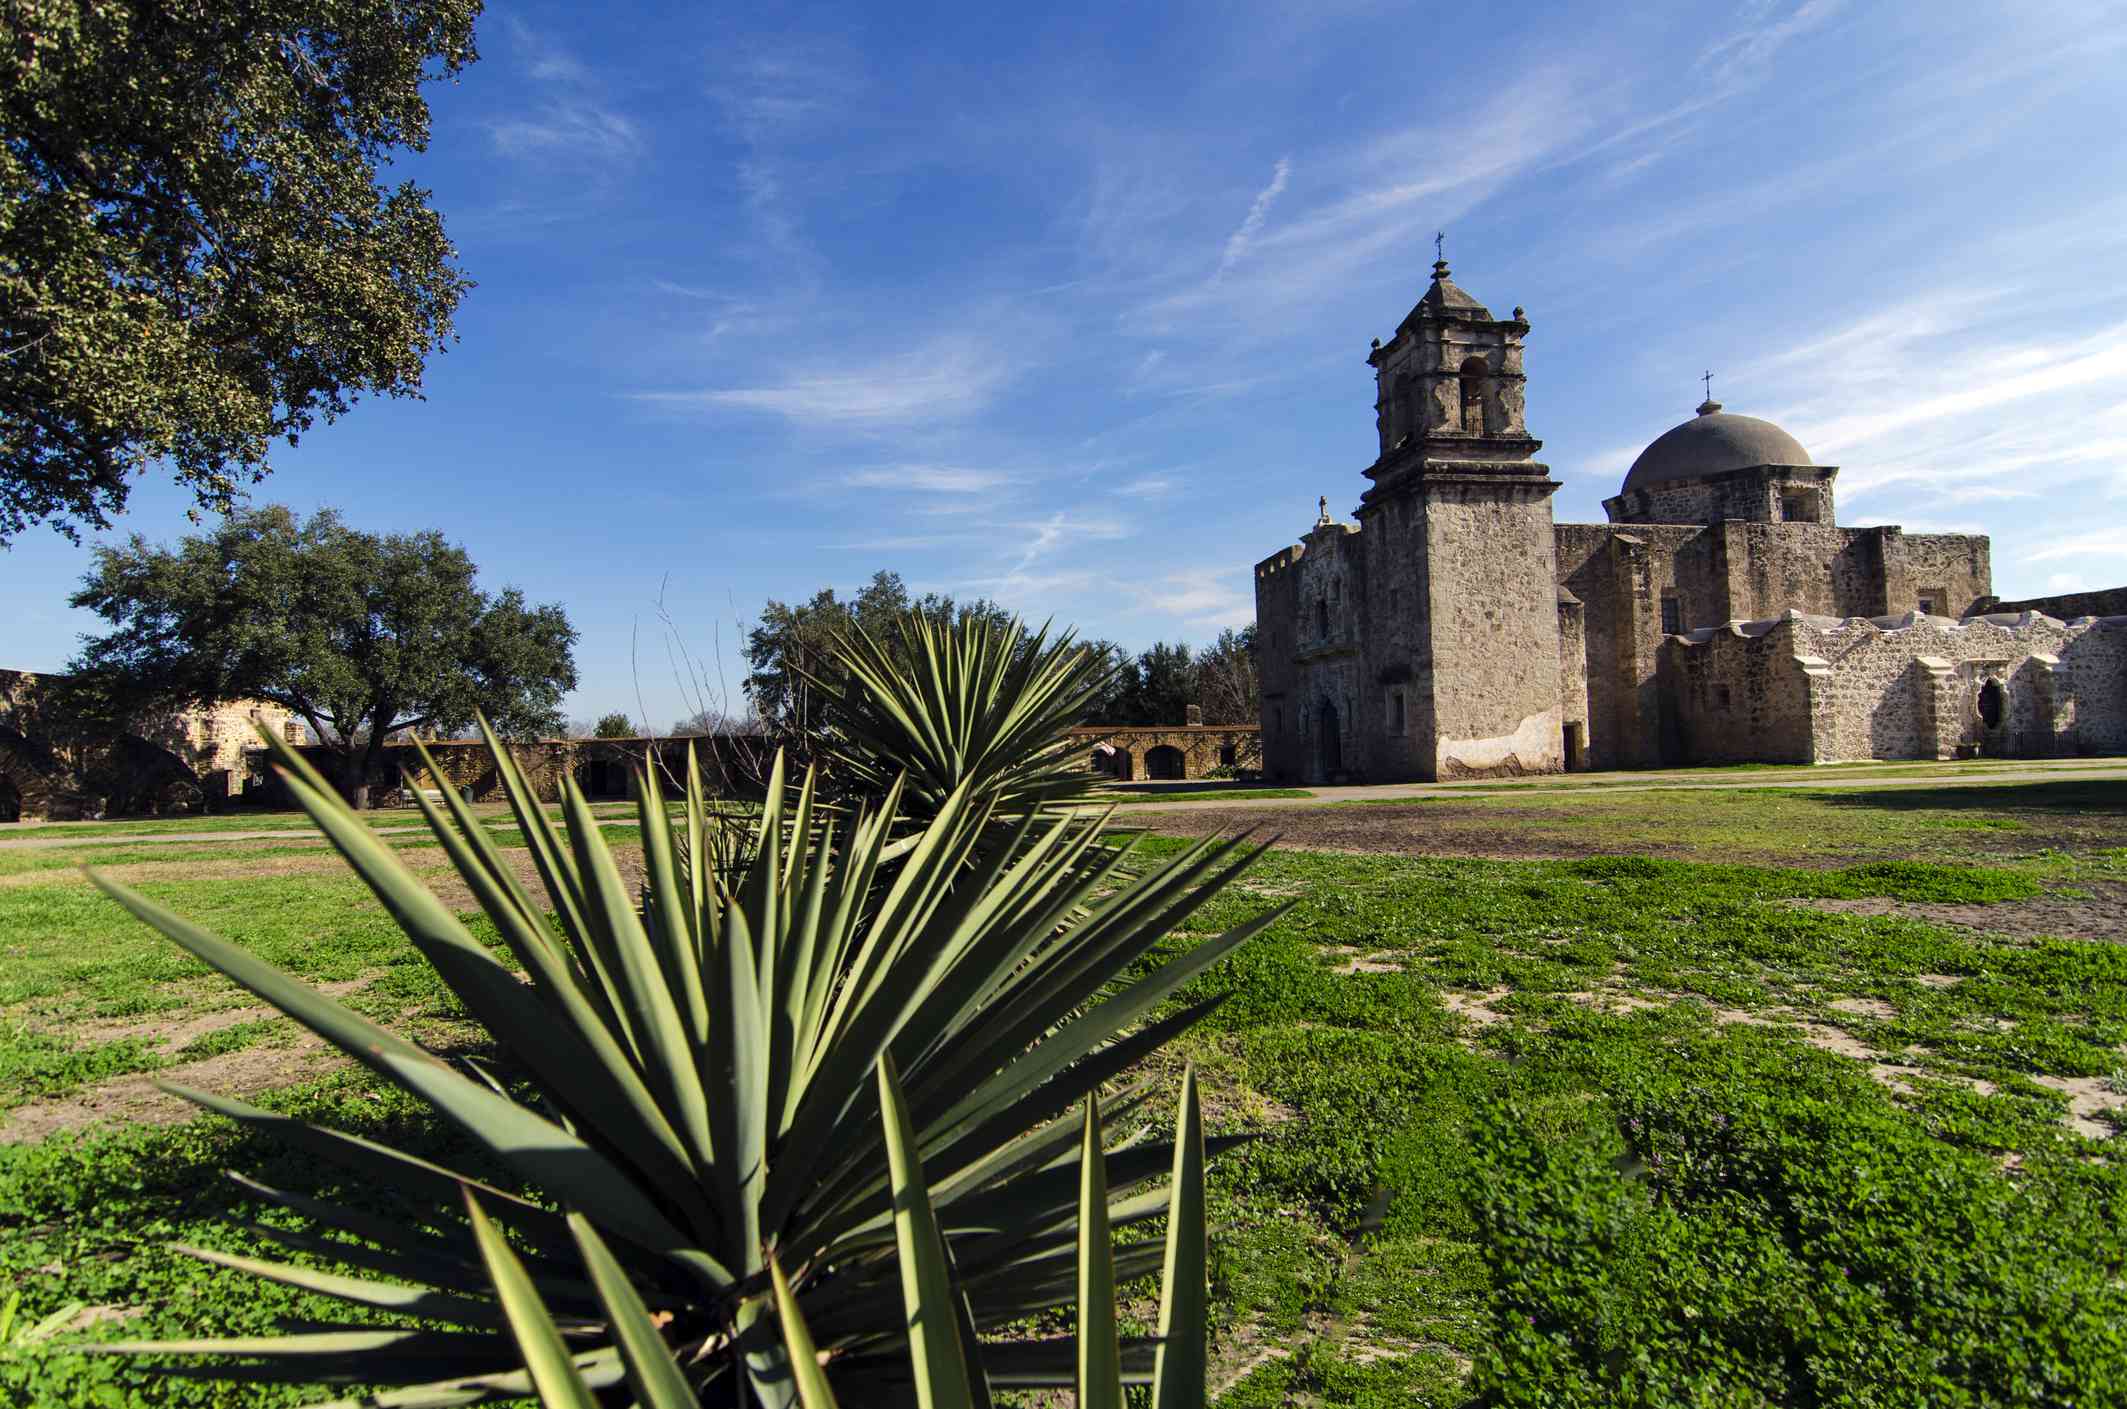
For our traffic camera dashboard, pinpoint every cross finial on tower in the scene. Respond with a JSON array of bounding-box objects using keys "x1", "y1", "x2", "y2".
[
  {"x1": 1702, "y1": 369, "x2": 1714, "y2": 400},
  {"x1": 1435, "y1": 231, "x2": 1445, "y2": 262}
]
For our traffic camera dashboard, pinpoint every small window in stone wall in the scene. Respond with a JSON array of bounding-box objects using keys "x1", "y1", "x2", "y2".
[
  {"x1": 1316, "y1": 599, "x2": 1330, "y2": 638},
  {"x1": 1781, "y1": 489, "x2": 1820, "y2": 523},
  {"x1": 1390, "y1": 690, "x2": 1406, "y2": 733},
  {"x1": 1917, "y1": 587, "x2": 1946, "y2": 617},
  {"x1": 1714, "y1": 684, "x2": 1732, "y2": 711},
  {"x1": 1660, "y1": 595, "x2": 1682, "y2": 635},
  {"x1": 1218, "y1": 744, "x2": 1236, "y2": 766}
]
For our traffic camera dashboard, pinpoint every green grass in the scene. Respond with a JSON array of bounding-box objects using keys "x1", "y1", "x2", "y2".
[
  {"x1": 2, "y1": 783, "x2": 2124, "y2": 1404},
  {"x1": 1112, "y1": 838, "x2": 2127, "y2": 1404},
  {"x1": 1321, "y1": 778, "x2": 2126, "y2": 869}
]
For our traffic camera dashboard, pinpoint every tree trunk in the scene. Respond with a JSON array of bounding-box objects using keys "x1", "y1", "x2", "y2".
[{"x1": 342, "y1": 746, "x2": 370, "y2": 811}]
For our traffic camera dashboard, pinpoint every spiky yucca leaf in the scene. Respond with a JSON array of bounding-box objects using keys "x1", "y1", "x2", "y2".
[
  {"x1": 457, "y1": 1064, "x2": 1213, "y2": 1409},
  {"x1": 92, "y1": 713, "x2": 1276, "y2": 1407},
  {"x1": 804, "y1": 611, "x2": 1114, "y2": 820}
]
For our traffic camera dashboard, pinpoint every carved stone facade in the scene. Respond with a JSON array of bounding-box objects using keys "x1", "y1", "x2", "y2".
[{"x1": 1254, "y1": 260, "x2": 2127, "y2": 781}]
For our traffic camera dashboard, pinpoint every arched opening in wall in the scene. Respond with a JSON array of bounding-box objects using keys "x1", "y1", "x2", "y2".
[
  {"x1": 1458, "y1": 357, "x2": 1489, "y2": 434},
  {"x1": 578, "y1": 756, "x2": 631, "y2": 799},
  {"x1": 1145, "y1": 745, "x2": 1186, "y2": 780},
  {"x1": 1317, "y1": 699, "x2": 1341, "y2": 778},
  {"x1": 1316, "y1": 599, "x2": 1330, "y2": 639},
  {"x1": 0, "y1": 775, "x2": 19, "y2": 823},
  {"x1": 1111, "y1": 749, "x2": 1134, "y2": 782},
  {"x1": 1977, "y1": 679, "x2": 2005, "y2": 730},
  {"x1": 1393, "y1": 373, "x2": 1413, "y2": 447}
]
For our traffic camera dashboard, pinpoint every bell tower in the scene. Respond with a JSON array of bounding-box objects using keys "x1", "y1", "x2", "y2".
[{"x1": 1355, "y1": 246, "x2": 1565, "y2": 779}]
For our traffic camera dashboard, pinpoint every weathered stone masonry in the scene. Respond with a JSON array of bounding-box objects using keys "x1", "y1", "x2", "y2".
[{"x1": 1253, "y1": 256, "x2": 2127, "y2": 781}]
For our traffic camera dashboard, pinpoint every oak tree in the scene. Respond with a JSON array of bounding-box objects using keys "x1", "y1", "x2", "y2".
[
  {"x1": 1, "y1": 0, "x2": 479, "y2": 544},
  {"x1": 71, "y1": 505, "x2": 576, "y2": 807}
]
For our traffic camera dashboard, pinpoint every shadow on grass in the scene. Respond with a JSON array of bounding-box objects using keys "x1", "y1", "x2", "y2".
[{"x1": 1805, "y1": 781, "x2": 2127, "y2": 814}]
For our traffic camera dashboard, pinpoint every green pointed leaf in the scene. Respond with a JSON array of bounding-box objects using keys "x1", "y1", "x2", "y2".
[
  {"x1": 1152, "y1": 1065, "x2": 1207, "y2": 1409},
  {"x1": 769, "y1": 1251, "x2": 843, "y2": 1409},
  {"x1": 878, "y1": 1054, "x2": 978, "y2": 1409},
  {"x1": 464, "y1": 1194, "x2": 600, "y2": 1409},
  {"x1": 565, "y1": 1213, "x2": 701, "y2": 1409},
  {"x1": 1076, "y1": 1097, "x2": 1124, "y2": 1409}
]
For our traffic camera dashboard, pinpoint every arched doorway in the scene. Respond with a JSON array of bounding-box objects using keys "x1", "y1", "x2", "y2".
[
  {"x1": 1111, "y1": 749, "x2": 1134, "y2": 781},
  {"x1": 1145, "y1": 745, "x2": 1186, "y2": 780},
  {"x1": 1977, "y1": 679, "x2": 2005, "y2": 731},
  {"x1": 1317, "y1": 699, "x2": 1341, "y2": 779},
  {"x1": 0, "y1": 775, "x2": 19, "y2": 823}
]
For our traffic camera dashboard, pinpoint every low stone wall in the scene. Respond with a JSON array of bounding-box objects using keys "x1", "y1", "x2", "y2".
[
  {"x1": 1980, "y1": 587, "x2": 2127, "y2": 621},
  {"x1": 276, "y1": 735, "x2": 773, "y2": 806},
  {"x1": 1068, "y1": 725, "x2": 1262, "y2": 782},
  {"x1": 1663, "y1": 611, "x2": 2127, "y2": 764}
]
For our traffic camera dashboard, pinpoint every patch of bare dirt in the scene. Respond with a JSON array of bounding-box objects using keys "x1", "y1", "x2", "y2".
[
  {"x1": 48, "y1": 976, "x2": 376, "y2": 1049},
  {"x1": 1320, "y1": 944, "x2": 1405, "y2": 975},
  {"x1": 1791, "y1": 880, "x2": 2127, "y2": 944},
  {"x1": 0, "y1": 1031, "x2": 351, "y2": 1144},
  {"x1": 2033, "y1": 1074, "x2": 2127, "y2": 1140},
  {"x1": 1437, "y1": 986, "x2": 1514, "y2": 1028}
]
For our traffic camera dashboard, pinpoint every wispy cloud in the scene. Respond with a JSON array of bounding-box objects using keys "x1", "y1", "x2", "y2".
[
  {"x1": 1130, "y1": 568, "x2": 1255, "y2": 628},
  {"x1": 1217, "y1": 157, "x2": 1291, "y2": 277},
  {"x1": 1697, "y1": 0, "x2": 1847, "y2": 88},
  {"x1": 1722, "y1": 290, "x2": 2127, "y2": 534},
  {"x1": 1124, "y1": 69, "x2": 1593, "y2": 340},
  {"x1": 632, "y1": 336, "x2": 1015, "y2": 426},
  {"x1": 846, "y1": 466, "x2": 1012, "y2": 493},
  {"x1": 1117, "y1": 476, "x2": 1178, "y2": 498},
  {"x1": 2025, "y1": 527, "x2": 2127, "y2": 564},
  {"x1": 488, "y1": 18, "x2": 640, "y2": 165},
  {"x1": 489, "y1": 105, "x2": 642, "y2": 162}
]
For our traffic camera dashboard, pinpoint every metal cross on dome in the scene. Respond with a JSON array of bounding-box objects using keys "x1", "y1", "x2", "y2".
[{"x1": 1702, "y1": 369, "x2": 1714, "y2": 400}]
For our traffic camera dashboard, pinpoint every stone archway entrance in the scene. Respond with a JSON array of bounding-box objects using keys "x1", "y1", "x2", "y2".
[
  {"x1": 1145, "y1": 745, "x2": 1186, "y2": 780},
  {"x1": 1317, "y1": 699, "x2": 1341, "y2": 780}
]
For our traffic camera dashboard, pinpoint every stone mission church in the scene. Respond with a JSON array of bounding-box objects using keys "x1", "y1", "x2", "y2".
[{"x1": 1254, "y1": 255, "x2": 2127, "y2": 783}]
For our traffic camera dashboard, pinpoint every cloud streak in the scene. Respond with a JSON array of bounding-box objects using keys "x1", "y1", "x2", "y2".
[
  {"x1": 1217, "y1": 158, "x2": 1291, "y2": 277},
  {"x1": 633, "y1": 337, "x2": 1015, "y2": 426}
]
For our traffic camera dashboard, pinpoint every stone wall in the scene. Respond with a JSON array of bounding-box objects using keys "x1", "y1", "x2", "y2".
[
  {"x1": 1899, "y1": 534, "x2": 1994, "y2": 620},
  {"x1": 1254, "y1": 545, "x2": 1305, "y2": 782},
  {"x1": 0, "y1": 669, "x2": 299, "y2": 820},
  {"x1": 1419, "y1": 483, "x2": 1562, "y2": 778},
  {"x1": 1663, "y1": 611, "x2": 2127, "y2": 764},
  {"x1": 1071, "y1": 725, "x2": 1262, "y2": 782},
  {"x1": 1981, "y1": 586, "x2": 2127, "y2": 620}
]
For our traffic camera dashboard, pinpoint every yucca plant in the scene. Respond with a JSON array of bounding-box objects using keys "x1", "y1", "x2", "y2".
[
  {"x1": 467, "y1": 1060, "x2": 1212, "y2": 1409},
  {"x1": 88, "y1": 707, "x2": 1278, "y2": 1405},
  {"x1": 803, "y1": 612, "x2": 1116, "y2": 820}
]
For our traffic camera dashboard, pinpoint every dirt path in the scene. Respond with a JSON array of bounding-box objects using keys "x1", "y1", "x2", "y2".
[{"x1": 1099, "y1": 760, "x2": 2127, "y2": 816}]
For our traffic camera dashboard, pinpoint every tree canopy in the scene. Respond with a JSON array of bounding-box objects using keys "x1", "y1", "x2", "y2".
[
  {"x1": 1078, "y1": 628, "x2": 1258, "y2": 726},
  {"x1": 70, "y1": 505, "x2": 576, "y2": 805},
  {"x1": 590, "y1": 711, "x2": 635, "y2": 739},
  {"x1": 743, "y1": 570, "x2": 1018, "y2": 733},
  {"x1": 0, "y1": 0, "x2": 479, "y2": 545}
]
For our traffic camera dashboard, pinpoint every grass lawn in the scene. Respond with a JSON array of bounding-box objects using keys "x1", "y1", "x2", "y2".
[{"x1": 1, "y1": 780, "x2": 2124, "y2": 1404}]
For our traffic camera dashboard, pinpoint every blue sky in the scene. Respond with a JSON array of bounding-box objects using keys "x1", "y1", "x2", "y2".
[{"x1": 10, "y1": 0, "x2": 2127, "y2": 728}]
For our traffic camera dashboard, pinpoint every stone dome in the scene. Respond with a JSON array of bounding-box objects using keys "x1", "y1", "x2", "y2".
[{"x1": 1621, "y1": 401, "x2": 1812, "y2": 494}]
